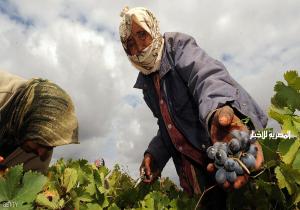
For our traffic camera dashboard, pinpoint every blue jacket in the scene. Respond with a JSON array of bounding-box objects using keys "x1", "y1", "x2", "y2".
[{"x1": 134, "y1": 32, "x2": 268, "y2": 173}]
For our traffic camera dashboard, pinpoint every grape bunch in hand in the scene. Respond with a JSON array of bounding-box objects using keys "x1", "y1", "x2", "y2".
[{"x1": 207, "y1": 130, "x2": 258, "y2": 185}]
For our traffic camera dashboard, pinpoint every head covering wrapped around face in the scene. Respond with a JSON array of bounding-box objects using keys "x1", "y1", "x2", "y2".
[
  {"x1": 0, "y1": 78, "x2": 78, "y2": 148},
  {"x1": 119, "y1": 6, "x2": 164, "y2": 75}
]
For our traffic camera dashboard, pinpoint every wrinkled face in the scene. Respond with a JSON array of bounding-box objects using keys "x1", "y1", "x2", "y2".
[
  {"x1": 126, "y1": 20, "x2": 153, "y2": 56},
  {"x1": 21, "y1": 140, "x2": 52, "y2": 161}
]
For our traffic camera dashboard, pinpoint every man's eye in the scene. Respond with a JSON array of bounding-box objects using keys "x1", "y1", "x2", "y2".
[
  {"x1": 137, "y1": 31, "x2": 147, "y2": 40},
  {"x1": 127, "y1": 39, "x2": 135, "y2": 48},
  {"x1": 128, "y1": 41, "x2": 134, "y2": 47}
]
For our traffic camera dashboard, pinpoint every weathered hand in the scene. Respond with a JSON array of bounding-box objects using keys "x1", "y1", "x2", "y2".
[
  {"x1": 0, "y1": 156, "x2": 7, "y2": 175},
  {"x1": 208, "y1": 105, "x2": 264, "y2": 189},
  {"x1": 140, "y1": 153, "x2": 160, "y2": 184}
]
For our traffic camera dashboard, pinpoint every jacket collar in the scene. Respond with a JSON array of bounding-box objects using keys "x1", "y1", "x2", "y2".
[{"x1": 133, "y1": 35, "x2": 172, "y2": 89}]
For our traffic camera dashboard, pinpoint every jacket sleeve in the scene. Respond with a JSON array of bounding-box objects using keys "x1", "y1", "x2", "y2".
[
  {"x1": 145, "y1": 129, "x2": 171, "y2": 172},
  {"x1": 168, "y1": 32, "x2": 268, "y2": 131}
]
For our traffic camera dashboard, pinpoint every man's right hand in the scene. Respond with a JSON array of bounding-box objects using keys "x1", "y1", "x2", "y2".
[{"x1": 140, "y1": 153, "x2": 160, "y2": 184}]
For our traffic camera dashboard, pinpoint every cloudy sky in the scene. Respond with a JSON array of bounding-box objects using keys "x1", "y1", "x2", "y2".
[{"x1": 0, "y1": 0, "x2": 299, "y2": 183}]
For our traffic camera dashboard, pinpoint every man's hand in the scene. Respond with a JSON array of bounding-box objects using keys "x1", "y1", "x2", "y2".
[
  {"x1": 140, "y1": 153, "x2": 160, "y2": 184},
  {"x1": 208, "y1": 105, "x2": 264, "y2": 189},
  {"x1": 0, "y1": 156, "x2": 7, "y2": 175}
]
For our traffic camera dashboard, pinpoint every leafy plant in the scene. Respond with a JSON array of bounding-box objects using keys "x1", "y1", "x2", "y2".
[
  {"x1": 0, "y1": 70, "x2": 299, "y2": 210},
  {"x1": 33, "y1": 159, "x2": 196, "y2": 210},
  {"x1": 227, "y1": 70, "x2": 300, "y2": 210},
  {"x1": 0, "y1": 164, "x2": 47, "y2": 210}
]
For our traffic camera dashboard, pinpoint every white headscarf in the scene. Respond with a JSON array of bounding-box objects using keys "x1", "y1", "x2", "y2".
[{"x1": 119, "y1": 6, "x2": 164, "y2": 75}]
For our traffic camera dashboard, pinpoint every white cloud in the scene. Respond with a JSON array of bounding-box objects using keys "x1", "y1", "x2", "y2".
[{"x1": 217, "y1": 15, "x2": 231, "y2": 29}]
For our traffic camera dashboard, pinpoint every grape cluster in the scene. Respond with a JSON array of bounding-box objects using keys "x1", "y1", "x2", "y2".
[{"x1": 206, "y1": 130, "x2": 258, "y2": 184}]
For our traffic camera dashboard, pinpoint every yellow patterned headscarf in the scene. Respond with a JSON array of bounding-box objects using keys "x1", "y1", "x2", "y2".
[{"x1": 119, "y1": 6, "x2": 164, "y2": 75}]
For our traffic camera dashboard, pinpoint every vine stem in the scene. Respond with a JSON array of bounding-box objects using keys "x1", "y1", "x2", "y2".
[
  {"x1": 250, "y1": 168, "x2": 266, "y2": 179},
  {"x1": 194, "y1": 184, "x2": 217, "y2": 210},
  {"x1": 233, "y1": 158, "x2": 250, "y2": 175}
]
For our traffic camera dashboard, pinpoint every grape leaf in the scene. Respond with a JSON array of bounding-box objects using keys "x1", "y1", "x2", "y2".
[
  {"x1": 102, "y1": 196, "x2": 110, "y2": 208},
  {"x1": 85, "y1": 179, "x2": 96, "y2": 196},
  {"x1": 35, "y1": 193, "x2": 65, "y2": 209},
  {"x1": 85, "y1": 203, "x2": 103, "y2": 210},
  {"x1": 93, "y1": 169, "x2": 105, "y2": 194},
  {"x1": 77, "y1": 159, "x2": 89, "y2": 167},
  {"x1": 275, "y1": 164, "x2": 300, "y2": 199},
  {"x1": 0, "y1": 165, "x2": 47, "y2": 208},
  {"x1": 292, "y1": 150, "x2": 300, "y2": 169},
  {"x1": 108, "y1": 203, "x2": 120, "y2": 210},
  {"x1": 54, "y1": 158, "x2": 66, "y2": 175},
  {"x1": 271, "y1": 80, "x2": 300, "y2": 112},
  {"x1": 258, "y1": 137, "x2": 280, "y2": 162},
  {"x1": 268, "y1": 105, "x2": 294, "y2": 121},
  {"x1": 280, "y1": 164, "x2": 300, "y2": 186},
  {"x1": 284, "y1": 70, "x2": 300, "y2": 91},
  {"x1": 69, "y1": 187, "x2": 92, "y2": 209},
  {"x1": 293, "y1": 190, "x2": 300, "y2": 205},
  {"x1": 282, "y1": 117, "x2": 299, "y2": 136},
  {"x1": 138, "y1": 191, "x2": 171, "y2": 210},
  {"x1": 76, "y1": 192, "x2": 93, "y2": 202},
  {"x1": 275, "y1": 166, "x2": 295, "y2": 195},
  {"x1": 14, "y1": 171, "x2": 47, "y2": 204},
  {"x1": 269, "y1": 106, "x2": 299, "y2": 135},
  {"x1": 62, "y1": 168, "x2": 78, "y2": 193},
  {"x1": 72, "y1": 190, "x2": 94, "y2": 210},
  {"x1": 256, "y1": 179, "x2": 286, "y2": 207},
  {"x1": 292, "y1": 116, "x2": 300, "y2": 134},
  {"x1": 278, "y1": 138, "x2": 300, "y2": 164},
  {"x1": 0, "y1": 164, "x2": 23, "y2": 202},
  {"x1": 98, "y1": 166, "x2": 110, "y2": 177}
]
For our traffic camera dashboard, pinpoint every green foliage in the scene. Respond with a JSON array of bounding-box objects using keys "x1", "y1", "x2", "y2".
[
  {"x1": 271, "y1": 70, "x2": 300, "y2": 113},
  {"x1": 268, "y1": 71, "x2": 300, "y2": 208},
  {"x1": 0, "y1": 70, "x2": 299, "y2": 210},
  {"x1": 31, "y1": 159, "x2": 195, "y2": 210},
  {"x1": 0, "y1": 164, "x2": 47, "y2": 209},
  {"x1": 270, "y1": 70, "x2": 300, "y2": 137},
  {"x1": 228, "y1": 70, "x2": 300, "y2": 210}
]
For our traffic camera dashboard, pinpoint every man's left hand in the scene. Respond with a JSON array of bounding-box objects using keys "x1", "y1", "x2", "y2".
[{"x1": 208, "y1": 105, "x2": 264, "y2": 189}]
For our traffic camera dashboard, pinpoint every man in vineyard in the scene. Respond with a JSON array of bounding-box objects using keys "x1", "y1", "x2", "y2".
[
  {"x1": 0, "y1": 70, "x2": 78, "y2": 174},
  {"x1": 119, "y1": 6, "x2": 267, "y2": 209}
]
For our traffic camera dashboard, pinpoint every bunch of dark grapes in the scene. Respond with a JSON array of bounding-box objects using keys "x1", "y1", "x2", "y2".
[{"x1": 206, "y1": 130, "x2": 258, "y2": 184}]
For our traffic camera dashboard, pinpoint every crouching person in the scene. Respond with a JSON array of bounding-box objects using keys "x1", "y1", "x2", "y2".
[
  {"x1": 118, "y1": 7, "x2": 267, "y2": 210},
  {"x1": 0, "y1": 70, "x2": 78, "y2": 174}
]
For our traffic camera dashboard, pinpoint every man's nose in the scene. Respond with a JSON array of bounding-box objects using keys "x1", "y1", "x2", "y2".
[
  {"x1": 132, "y1": 38, "x2": 144, "y2": 55},
  {"x1": 137, "y1": 44, "x2": 144, "y2": 54},
  {"x1": 37, "y1": 148, "x2": 45, "y2": 157}
]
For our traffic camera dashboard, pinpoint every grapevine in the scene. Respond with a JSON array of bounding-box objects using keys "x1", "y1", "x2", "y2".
[{"x1": 0, "y1": 70, "x2": 298, "y2": 210}]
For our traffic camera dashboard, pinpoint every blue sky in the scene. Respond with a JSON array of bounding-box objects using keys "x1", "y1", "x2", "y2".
[
  {"x1": 0, "y1": 0, "x2": 34, "y2": 27},
  {"x1": 0, "y1": 0, "x2": 299, "y2": 183}
]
